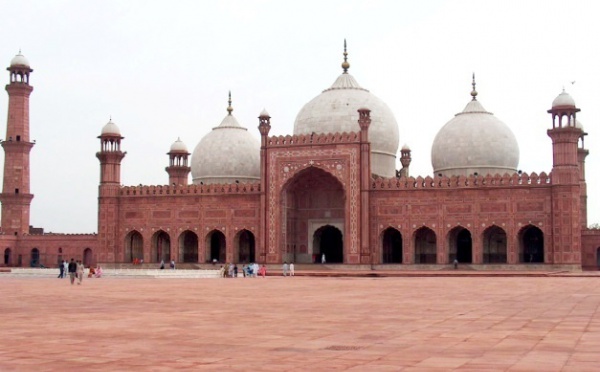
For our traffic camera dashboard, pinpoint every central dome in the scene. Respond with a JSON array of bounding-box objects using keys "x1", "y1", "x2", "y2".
[{"x1": 293, "y1": 44, "x2": 399, "y2": 178}]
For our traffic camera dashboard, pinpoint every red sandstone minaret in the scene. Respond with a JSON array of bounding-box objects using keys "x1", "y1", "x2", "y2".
[
  {"x1": 165, "y1": 137, "x2": 190, "y2": 186},
  {"x1": 357, "y1": 108, "x2": 371, "y2": 264},
  {"x1": 0, "y1": 52, "x2": 35, "y2": 236},
  {"x1": 547, "y1": 89, "x2": 582, "y2": 264},
  {"x1": 575, "y1": 120, "x2": 589, "y2": 228},
  {"x1": 96, "y1": 119, "x2": 125, "y2": 186}
]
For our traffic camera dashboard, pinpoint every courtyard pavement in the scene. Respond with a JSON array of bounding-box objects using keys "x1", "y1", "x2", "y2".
[{"x1": 1, "y1": 274, "x2": 600, "y2": 371}]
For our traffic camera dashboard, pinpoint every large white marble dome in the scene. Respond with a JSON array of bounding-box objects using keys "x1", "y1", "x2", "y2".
[
  {"x1": 191, "y1": 101, "x2": 260, "y2": 185},
  {"x1": 293, "y1": 51, "x2": 399, "y2": 178},
  {"x1": 431, "y1": 82, "x2": 519, "y2": 177}
]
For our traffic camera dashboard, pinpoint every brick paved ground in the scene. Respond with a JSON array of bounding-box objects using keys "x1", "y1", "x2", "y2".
[{"x1": 1, "y1": 275, "x2": 599, "y2": 371}]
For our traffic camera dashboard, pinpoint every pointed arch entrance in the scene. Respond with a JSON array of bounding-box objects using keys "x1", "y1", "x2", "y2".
[
  {"x1": 382, "y1": 228, "x2": 402, "y2": 263},
  {"x1": 83, "y1": 248, "x2": 93, "y2": 267},
  {"x1": 152, "y1": 230, "x2": 171, "y2": 263},
  {"x1": 313, "y1": 225, "x2": 343, "y2": 263},
  {"x1": 4, "y1": 248, "x2": 11, "y2": 265},
  {"x1": 519, "y1": 225, "x2": 544, "y2": 263},
  {"x1": 449, "y1": 227, "x2": 472, "y2": 264},
  {"x1": 281, "y1": 167, "x2": 345, "y2": 263},
  {"x1": 483, "y1": 226, "x2": 507, "y2": 263},
  {"x1": 179, "y1": 231, "x2": 198, "y2": 263},
  {"x1": 30, "y1": 248, "x2": 40, "y2": 267},
  {"x1": 236, "y1": 230, "x2": 255, "y2": 263},
  {"x1": 206, "y1": 230, "x2": 226, "y2": 263},
  {"x1": 414, "y1": 227, "x2": 437, "y2": 263},
  {"x1": 125, "y1": 231, "x2": 144, "y2": 263}
]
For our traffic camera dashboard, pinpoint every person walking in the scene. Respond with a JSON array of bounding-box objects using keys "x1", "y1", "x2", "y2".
[
  {"x1": 68, "y1": 259, "x2": 77, "y2": 285},
  {"x1": 160, "y1": 260, "x2": 165, "y2": 270},
  {"x1": 321, "y1": 253, "x2": 326, "y2": 264},
  {"x1": 289, "y1": 262, "x2": 295, "y2": 277},
  {"x1": 58, "y1": 260, "x2": 65, "y2": 279},
  {"x1": 170, "y1": 260, "x2": 175, "y2": 270},
  {"x1": 63, "y1": 260, "x2": 68, "y2": 279},
  {"x1": 76, "y1": 260, "x2": 85, "y2": 285}
]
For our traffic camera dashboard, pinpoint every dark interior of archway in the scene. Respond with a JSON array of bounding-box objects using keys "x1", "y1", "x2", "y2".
[
  {"x1": 130, "y1": 233, "x2": 143, "y2": 261},
  {"x1": 383, "y1": 229, "x2": 402, "y2": 263},
  {"x1": 210, "y1": 232, "x2": 226, "y2": 263},
  {"x1": 456, "y1": 229, "x2": 472, "y2": 263},
  {"x1": 317, "y1": 226, "x2": 343, "y2": 263},
  {"x1": 597, "y1": 247, "x2": 600, "y2": 267},
  {"x1": 156, "y1": 232, "x2": 170, "y2": 262},
  {"x1": 238, "y1": 231, "x2": 255, "y2": 263},
  {"x1": 522, "y1": 227, "x2": 544, "y2": 263},
  {"x1": 182, "y1": 232, "x2": 198, "y2": 263}
]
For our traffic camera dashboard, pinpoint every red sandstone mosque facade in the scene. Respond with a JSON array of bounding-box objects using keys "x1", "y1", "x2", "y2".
[{"x1": 2, "y1": 48, "x2": 600, "y2": 270}]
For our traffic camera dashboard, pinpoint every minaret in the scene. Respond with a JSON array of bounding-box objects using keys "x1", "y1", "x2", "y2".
[
  {"x1": 547, "y1": 89, "x2": 581, "y2": 264},
  {"x1": 96, "y1": 118, "x2": 126, "y2": 263},
  {"x1": 165, "y1": 137, "x2": 190, "y2": 186},
  {"x1": 358, "y1": 108, "x2": 371, "y2": 264},
  {"x1": 399, "y1": 144, "x2": 412, "y2": 177},
  {"x1": 0, "y1": 52, "x2": 35, "y2": 236}
]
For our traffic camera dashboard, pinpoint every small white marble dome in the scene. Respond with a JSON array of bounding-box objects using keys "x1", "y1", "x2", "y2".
[
  {"x1": 191, "y1": 108, "x2": 260, "y2": 185},
  {"x1": 293, "y1": 65, "x2": 399, "y2": 178},
  {"x1": 552, "y1": 89, "x2": 576, "y2": 109},
  {"x1": 169, "y1": 137, "x2": 188, "y2": 153},
  {"x1": 10, "y1": 52, "x2": 30, "y2": 68},
  {"x1": 431, "y1": 92, "x2": 519, "y2": 177},
  {"x1": 100, "y1": 119, "x2": 121, "y2": 136}
]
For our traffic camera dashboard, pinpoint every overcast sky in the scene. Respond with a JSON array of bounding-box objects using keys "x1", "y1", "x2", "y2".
[{"x1": 1, "y1": 0, "x2": 598, "y2": 233}]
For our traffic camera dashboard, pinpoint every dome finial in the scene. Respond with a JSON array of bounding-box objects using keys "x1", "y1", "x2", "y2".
[
  {"x1": 227, "y1": 91, "x2": 233, "y2": 115},
  {"x1": 341, "y1": 39, "x2": 350, "y2": 74},
  {"x1": 470, "y1": 73, "x2": 478, "y2": 101}
]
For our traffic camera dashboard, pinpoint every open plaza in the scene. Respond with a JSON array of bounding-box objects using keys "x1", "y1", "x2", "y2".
[{"x1": 1, "y1": 273, "x2": 600, "y2": 371}]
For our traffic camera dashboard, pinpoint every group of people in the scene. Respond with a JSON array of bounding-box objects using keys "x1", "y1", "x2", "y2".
[
  {"x1": 219, "y1": 262, "x2": 267, "y2": 278},
  {"x1": 282, "y1": 262, "x2": 295, "y2": 277},
  {"x1": 159, "y1": 260, "x2": 176, "y2": 270},
  {"x1": 58, "y1": 259, "x2": 103, "y2": 284}
]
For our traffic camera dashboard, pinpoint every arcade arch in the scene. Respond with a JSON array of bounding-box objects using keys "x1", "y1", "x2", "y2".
[
  {"x1": 448, "y1": 227, "x2": 472, "y2": 264},
  {"x1": 519, "y1": 225, "x2": 544, "y2": 263},
  {"x1": 4, "y1": 248, "x2": 11, "y2": 265},
  {"x1": 381, "y1": 227, "x2": 402, "y2": 263},
  {"x1": 125, "y1": 231, "x2": 144, "y2": 263},
  {"x1": 83, "y1": 248, "x2": 93, "y2": 267},
  {"x1": 483, "y1": 226, "x2": 507, "y2": 263},
  {"x1": 235, "y1": 229, "x2": 255, "y2": 263},
  {"x1": 414, "y1": 227, "x2": 436, "y2": 264},
  {"x1": 152, "y1": 230, "x2": 171, "y2": 263},
  {"x1": 281, "y1": 167, "x2": 345, "y2": 264},
  {"x1": 179, "y1": 230, "x2": 199, "y2": 263},
  {"x1": 206, "y1": 230, "x2": 226, "y2": 263},
  {"x1": 31, "y1": 248, "x2": 40, "y2": 267}
]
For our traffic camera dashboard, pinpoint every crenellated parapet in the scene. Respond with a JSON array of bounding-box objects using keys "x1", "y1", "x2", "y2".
[
  {"x1": 267, "y1": 131, "x2": 360, "y2": 147},
  {"x1": 120, "y1": 182, "x2": 261, "y2": 197},
  {"x1": 372, "y1": 172, "x2": 552, "y2": 190}
]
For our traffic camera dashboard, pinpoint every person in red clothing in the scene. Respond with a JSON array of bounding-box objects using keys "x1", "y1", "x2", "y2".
[{"x1": 258, "y1": 265, "x2": 267, "y2": 278}]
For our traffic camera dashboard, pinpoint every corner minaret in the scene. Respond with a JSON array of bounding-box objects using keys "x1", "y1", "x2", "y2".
[
  {"x1": 546, "y1": 89, "x2": 582, "y2": 264},
  {"x1": 0, "y1": 52, "x2": 35, "y2": 236},
  {"x1": 96, "y1": 118, "x2": 125, "y2": 187},
  {"x1": 166, "y1": 137, "x2": 190, "y2": 186}
]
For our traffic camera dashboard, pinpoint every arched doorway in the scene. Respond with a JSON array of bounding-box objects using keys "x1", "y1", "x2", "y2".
[
  {"x1": 4, "y1": 248, "x2": 11, "y2": 265},
  {"x1": 83, "y1": 248, "x2": 93, "y2": 267},
  {"x1": 382, "y1": 228, "x2": 402, "y2": 263},
  {"x1": 236, "y1": 230, "x2": 255, "y2": 263},
  {"x1": 30, "y1": 248, "x2": 40, "y2": 267},
  {"x1": 313, "y1": 225, "x2": 343, "y2": 263},
  {"x1": 414, "y1": 227, "x2": 437, "y2": 263},
  {"x1": 449, "y1": 228, "x2": 472, "y2": 264},
  {"x1": 125, "y1": 231, "x2": 144, "y2": 263},
  {"x1": 206, "y1": 230, "x2": 226, "y2": 263},
  {"x1": 152, "y1": 231, "x2": 171, "y2": 263},
  {"x1": 179, "y1": 231, "x2": 198, "y2": 263},
  {"x1": 483, "y1": 226, "x2": 507, "y2": 263},
  {"x1": 281, "y1": 167, "x2": 345, "y2": 264},
  {"x1": 519, "y1": 226, "x2": 544, "y2": 263}
]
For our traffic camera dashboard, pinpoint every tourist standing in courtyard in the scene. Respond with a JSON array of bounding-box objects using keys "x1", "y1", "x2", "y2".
[
  {"x1": 76, "y1": 260, "x2": 84, "y2": 285},
  {"x1": 289, "y1": 262, "x2": 295, "y2": 276},
  {"x1": 282, "y1": 261, "x2": 289, "y2": 276},
  {"x1": 160, "y1": 260, "x2": 165, "y2": 269},
  {"x1": 321, "y1": 253, "x2": 326, "y2": 264},
  {"x1": 170, "y1": 260, "x2": 175, "y2": 270},
  {"x1": 63, "y1": 260, "x2": 68, "y2": 279},
  {"x1": 68, "y1": 259, "x2": 77, "y2": 285},
  {"x1": 57, "y1": 260, "x2": 65, "y2": 278}
]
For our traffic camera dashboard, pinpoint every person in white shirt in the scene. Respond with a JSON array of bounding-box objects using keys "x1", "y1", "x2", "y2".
[
  {"x1": 289, "y1": 262, "x2": 295, "y2": 276},
  {"x1": 282, "y1": 262, "x2": 289, "y2": 276}
]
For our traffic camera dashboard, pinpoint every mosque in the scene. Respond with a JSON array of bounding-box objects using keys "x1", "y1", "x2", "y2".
[{"x1": 2, "y1": 46, "x2": 600, "y2": 271}]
